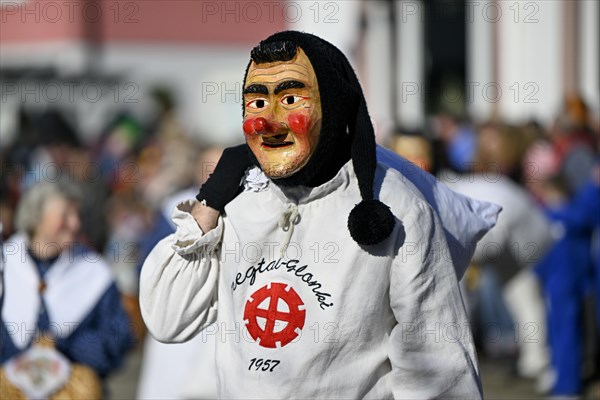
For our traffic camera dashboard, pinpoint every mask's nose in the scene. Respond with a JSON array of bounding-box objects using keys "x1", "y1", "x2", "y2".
[
  {"x1": 253, "y1": 117, "x2": 270, "y2": 134},
  {"x1": 244, "y1": 117, "x2": 284, "y2": 135},
  {"x1": 243, "y1": 117, "x2": 271, "y2": 135}
]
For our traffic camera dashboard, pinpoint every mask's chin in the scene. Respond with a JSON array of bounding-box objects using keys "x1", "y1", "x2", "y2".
[
  {"x1": 252, "y1": 136, "x2": 307, "y2": 179},
  {"x1": 258, "y1": 154, "x2": 310, "y2": 180},
  {"x1": 266, "y1": 159, "x2": 310, "y2": 180}
]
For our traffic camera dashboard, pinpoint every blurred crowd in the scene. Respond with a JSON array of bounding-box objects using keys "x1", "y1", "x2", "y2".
[
  {"x1": 0, "y1": 88, "x2": 223, "y2": 398},
  {"x1": 1, "y1": 88, "x2": 599, "y2": 398},
  {"x1": 392, "y1": 94, "x2": 600, "y2": 398}
]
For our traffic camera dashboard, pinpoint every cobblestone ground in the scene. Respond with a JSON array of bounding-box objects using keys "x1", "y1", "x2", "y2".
[
  {"x1": 479, "y1": 357, "x2": 543, "y2": 399},
  {"x1": 107, "y1": 349, "x2": 545, "y2": 399}
]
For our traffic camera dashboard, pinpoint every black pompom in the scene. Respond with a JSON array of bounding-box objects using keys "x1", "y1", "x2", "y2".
[{"x1": 348, "y1": 199, "x2": 396, "y2": 246}]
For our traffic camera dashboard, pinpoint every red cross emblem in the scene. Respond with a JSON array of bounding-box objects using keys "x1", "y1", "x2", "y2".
[{"x1": 243, "y1": 282, "x2": 306, "y2": 348}]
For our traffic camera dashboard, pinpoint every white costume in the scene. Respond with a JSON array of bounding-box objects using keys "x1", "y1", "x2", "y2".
[{"x1": 140, "y1": 149, "x2": 499, "y2": 399}]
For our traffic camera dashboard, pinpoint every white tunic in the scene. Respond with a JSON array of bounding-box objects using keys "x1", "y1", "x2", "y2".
[{"x1": 140, "y1": 153, "x2": 497, "y2": 399}]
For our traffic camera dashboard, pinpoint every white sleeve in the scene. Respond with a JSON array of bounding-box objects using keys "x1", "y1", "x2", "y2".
[
  {"x1": 388, "y1": 201, "x2": 483, "y2": 399},
  {"x1": 139, "y1": 200, "x2": 222, "y2": 343}
]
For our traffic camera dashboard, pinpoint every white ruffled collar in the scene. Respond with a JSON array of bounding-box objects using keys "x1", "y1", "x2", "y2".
[{"x1": 245, "y1": 159, "x2": 355, "y2": 206}]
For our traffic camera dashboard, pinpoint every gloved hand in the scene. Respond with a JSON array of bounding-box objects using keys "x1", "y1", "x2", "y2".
[{"x1": 196, "y1": 144, "x2": 254, "y2": 213}]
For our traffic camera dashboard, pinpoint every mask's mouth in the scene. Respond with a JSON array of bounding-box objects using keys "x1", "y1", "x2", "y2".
[{"x1": 261, "y1": 133, "x2": 294, "y2": 149}]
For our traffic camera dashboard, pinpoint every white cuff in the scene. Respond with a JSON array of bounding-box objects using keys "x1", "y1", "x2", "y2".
[{"x1": 170, "y1": 200, "x2": 223, "y2": 255}]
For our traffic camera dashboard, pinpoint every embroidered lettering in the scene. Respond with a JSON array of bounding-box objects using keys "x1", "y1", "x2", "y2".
[{"x1": 232, "y1": 258, "x2": 333, "y2": 309}]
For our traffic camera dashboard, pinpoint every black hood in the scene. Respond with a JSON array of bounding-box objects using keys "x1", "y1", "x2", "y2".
[{"x1": 243, "y1": 31, "x2": 395, "y2": 246}]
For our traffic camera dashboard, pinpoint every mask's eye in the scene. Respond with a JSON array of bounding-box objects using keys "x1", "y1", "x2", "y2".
[
  {"x1": 246, "y1": 99, "x2": 268, "y2": 109},
  {"x1": 281, "y1": 95, "x2": 304, "y2": 106}
]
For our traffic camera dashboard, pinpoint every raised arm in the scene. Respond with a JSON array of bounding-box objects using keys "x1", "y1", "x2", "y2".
[
  {"x1": 139, "y1": 200, "x2": 223, "y2": 343},
  {"x1": 139, "y1": 144, "x2": 253, "y2": 343}
]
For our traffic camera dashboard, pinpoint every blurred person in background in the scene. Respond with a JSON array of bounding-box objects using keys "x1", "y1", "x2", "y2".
[
  {"x1": 103, "y1": 188, "x2": 150, "y2": 341},
  {"x1": 440, "y1": 123, "x2": 555, "y2": 391},
  {"x1": 138, "y1": 88, "x2": 199, "y2": 208},
  {"x1": 94, "y1": 113, "x2": 145, "y2": 194},
  {"x1": 433, "y1": 112, "x2": 477, "y2": 173},
  {"x1": 390, "y1": 132, "x2": 433, "y2": 173},
  {"x1": 97, "y1": 113, "x2": 151, "y2": 340},
  {"x1": 521, "y1": 135, "x2": 561, "y2": 207},
  {"x1": 136, "y1": 145, "x2": 222, "y2": 400},
  {"x1": 475, "y1": 123, "x2": 530, "y2": 183},
  {"x1": 0, "y1": 180, "x2": 135, "y2": 399},
  {"x1": 6, "y1": 109, "x2": 111, "y2": 252},
  {"x1": 100, "y1": 89, "x2": 201, "y2": 342},
  {"x1": 0, "y1": 200, "x2": 14, "y2": 243},
  {"x1": 534, "y1": 158, "x2": 600, "y2": 397},
  {"x1": 549, "y1": 95, "x2": 598, "y2": 194},
  {"x1": 517, "y1": 94, "x2": 600, "y2": 396},
  {"x1": 0, "y1": 223, "x2": 4, "y2": 313}
]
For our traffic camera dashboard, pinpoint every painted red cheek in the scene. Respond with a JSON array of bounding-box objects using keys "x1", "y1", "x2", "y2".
[{"x1": 287, "y1": 113, "x2": 309, "y2": 135}]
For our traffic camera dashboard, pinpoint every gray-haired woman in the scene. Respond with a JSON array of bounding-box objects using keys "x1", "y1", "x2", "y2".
[
  {"x1": 15, "y1": 180, "x2": 82, "y2": 260},
  {"x1": 1, "y1": 180, "x2": 134, "y2": 399}
]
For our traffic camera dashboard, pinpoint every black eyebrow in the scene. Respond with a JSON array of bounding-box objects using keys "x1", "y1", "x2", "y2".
[
  {"x1": 274, "y1": 80, "x2": 305, "y2": 94},
  {"x1": 243, "y1": 84, "x2": 268, "y2": 95}
]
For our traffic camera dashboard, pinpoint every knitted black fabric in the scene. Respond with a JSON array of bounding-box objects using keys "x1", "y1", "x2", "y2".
[
  {"x1": 347, "y1": 199, "x2": 396, "y2": 245},
  {"x1": 243, "y1": 31, "x2": 395, "y2": 245}
]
